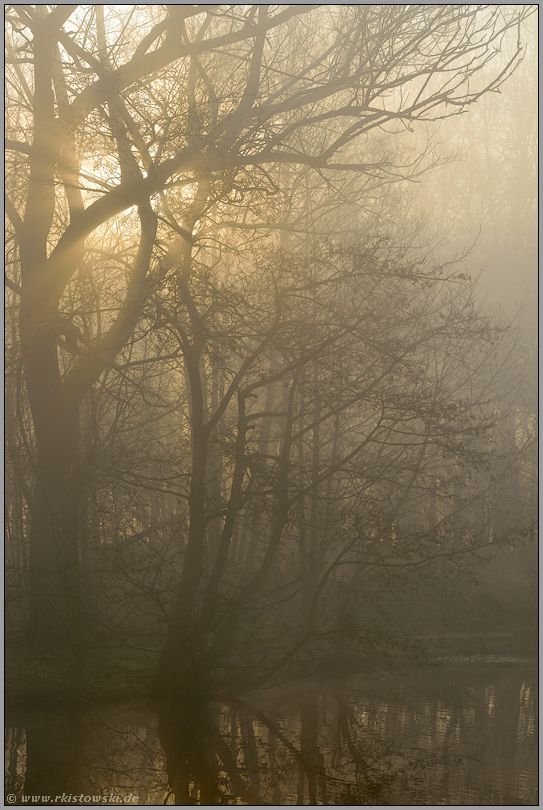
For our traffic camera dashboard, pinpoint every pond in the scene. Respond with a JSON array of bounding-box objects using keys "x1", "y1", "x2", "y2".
[{"x1": 5, "y1": 663, "x2": 537, "y2": 805}]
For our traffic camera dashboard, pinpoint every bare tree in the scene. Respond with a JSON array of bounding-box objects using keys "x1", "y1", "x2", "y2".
[
  {"x1": 154, "y1": 239, "x2": 524, "y2": 695},
  {"x1": 4, "y1": 5, "x2": 532, "y2": 676}
]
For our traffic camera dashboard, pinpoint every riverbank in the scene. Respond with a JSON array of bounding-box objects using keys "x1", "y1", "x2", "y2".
[{"x1": 5, "y1": 624, "x2": 536, "y2": 708}]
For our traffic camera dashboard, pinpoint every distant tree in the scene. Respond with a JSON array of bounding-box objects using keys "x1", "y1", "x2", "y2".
[{"x1": 154, "y1": 239, "x2": 524, "y2": 694}]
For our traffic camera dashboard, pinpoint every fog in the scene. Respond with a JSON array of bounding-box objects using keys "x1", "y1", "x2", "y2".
[
  {"x1": 417, "y1": 16, "x2": 538, "y2": 329},
  {"x1": 5, "y1": 5, "x2": 537, "y2": 806}
]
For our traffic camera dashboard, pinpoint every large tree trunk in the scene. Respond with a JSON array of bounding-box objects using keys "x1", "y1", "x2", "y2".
[
  {"x1": 14, "y1": 8, "x2": 82, "y2": 649},
  {"x1": 22, "y1": 306, "x2": 83, "y2": 648}
]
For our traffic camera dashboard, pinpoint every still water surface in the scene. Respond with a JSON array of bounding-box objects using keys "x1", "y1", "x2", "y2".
[{"x1": 5, "y1": 664, "x2": 537, "y2": 805}]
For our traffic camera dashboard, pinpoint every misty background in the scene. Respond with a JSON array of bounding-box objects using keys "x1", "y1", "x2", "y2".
[{"x1": 5, "y1": 5, "x2": 537, "y2": 806}]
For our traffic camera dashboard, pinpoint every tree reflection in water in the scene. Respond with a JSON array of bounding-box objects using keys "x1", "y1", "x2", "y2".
[
  {"x1": 5, "y1": 711, "x2": 89, "y2": 805},
  {"x1": 5, "y1": 666, "x2": 538, "y2": 805}
]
